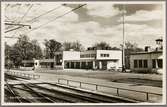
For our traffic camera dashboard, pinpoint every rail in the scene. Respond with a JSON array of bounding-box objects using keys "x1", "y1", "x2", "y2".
[
  {"x1": 6, "y1": 71, "x2": 40, "y2": 79},
  {"x1": 5, "y1": 81, "x2": 22, "y2": 102},
  {"x1": 57, "y1": 78, "x2": 162, "y2": 102}
]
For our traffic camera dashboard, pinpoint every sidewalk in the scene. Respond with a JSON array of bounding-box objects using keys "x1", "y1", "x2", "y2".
[{"x1": 8, "y1": 69, "x2": 163, "y2": 103}]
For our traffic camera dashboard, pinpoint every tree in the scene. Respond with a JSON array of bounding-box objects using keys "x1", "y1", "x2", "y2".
[
  {"x1": 63, "y1": 41, "x2": 84, "y2": 51},
  {"x1": 13, "y1": 35, "x2": 32, "y2": 60},
  {"x1": 124, "y1": 41, "x2": 143, "y2": 54},
  {"x1": 121, "y1": 41, "x2": 144, "y2": 69},
  {"x1": 5, "y1": 42, "x2": 11, "y2": 61},
  {"x1": 30, "y1": 40, "x2": 43, "y2": 59},
  {"x1": 93, "y1": 41, "x2": 111, "y2": 50},
  {"x1": 5, "y1": 42, "x2": 13, "y2": 68},
  {"x1": 91, "y1": 41, "x2": 120, "y2": 50},
  {"x1": 44, "y1": 39, "x2": 62, "y2": 58},
  {"x1": 7, "y1": 35, "x2": 43, "y2": 68},
  {"x1": 72, "y1": 41, "x2": 85, "y2": 51},
  {"x1": 62, "y1": 41, "x2": 73, "y2": 51}
]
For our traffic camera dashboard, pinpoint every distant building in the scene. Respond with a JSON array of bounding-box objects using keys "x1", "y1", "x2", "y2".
[
  {"x1": 21, "y1": 60, "x2": 34, "y2": 70},
  {"x1": 130, "y1": 38, "x2": 163, "y2": 74}
]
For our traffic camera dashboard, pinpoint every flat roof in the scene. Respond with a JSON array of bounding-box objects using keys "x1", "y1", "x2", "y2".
[
  {"x1": 22, "y1": 60, "x2": 34, "y2": 63},
  {"x1": 39, "y1": 59, "x2": 54, "y2": 62},
  {"x1": 156, "y1": 39, "x2": 163, "y2": 41},
  {"x1": 56, "y1": 49, "x2": 121, "y2": 52},
  {"x1": 130, "y1": 51, "x2": 162, "y2": 55}
]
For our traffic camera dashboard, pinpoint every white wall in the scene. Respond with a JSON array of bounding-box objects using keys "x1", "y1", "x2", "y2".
[
  {"x1": 96, "y1": 50, "x2": 122, "y2": 68},
  {"x1": 34, "y1": 60, "x2": 40, "y2": 69},
  {"x1": 96, "y1": 50, "x2": 122, "y2": 60},
  {"x1": 107, "y1": 61, "x2": 119, "y2": 69},
  {"x1": 63, "y1": 51, "x2": 80, "y2": 61},
  {"x1": 55, "y1": 50, "x2": 122, "y2": 70}
]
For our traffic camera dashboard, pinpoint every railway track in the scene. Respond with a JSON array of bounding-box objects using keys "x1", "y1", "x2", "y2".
[
  {"x1": 5, "y1": 81, "x2": 31, "y2": 103},
  {"x1": 5, "y1": 73, "x2": 136, "y2": 103}
]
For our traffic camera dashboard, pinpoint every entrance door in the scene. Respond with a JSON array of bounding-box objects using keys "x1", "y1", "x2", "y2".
[
  {"x1": 50, "y1": 62, "x2": 54, "y2": 69},
  {"x1": 102, "y1": 61, "x2": 107, "y2": 70}
]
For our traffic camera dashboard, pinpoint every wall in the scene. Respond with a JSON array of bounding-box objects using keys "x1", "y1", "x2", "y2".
[
  {"x1": 96, "y1": 50, "x2": 122, "y2": 69},
  {"x1": 130, "y1": 52, "x2": 162, "y2": 72},
  {"x1": 63, "y1": 51, "x2": 80, "y2": 60},
  {"x1": 80, "y1": 50, "x2": 96, "y2": 60}
]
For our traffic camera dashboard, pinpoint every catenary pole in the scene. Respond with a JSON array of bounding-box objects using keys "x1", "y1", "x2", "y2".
[{"x1": 122, "y1": 4, "x2": 126, "y2": 72}]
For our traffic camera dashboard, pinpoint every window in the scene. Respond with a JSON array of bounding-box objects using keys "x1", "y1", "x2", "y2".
[
  {"x1": 80, "y1": 55, "x2": 84, "y2": 58},
  {"x1": 100, "y1": 54, "x2": 109, "y2": 57},
  {"x1": 152, "y1": 59, "x2": 156, "y2": 68},
  {"x1": 91, "y1": 54, "x2": 96, "y2": 58},
  {"x1": 139, "y1": 60, "x2": 142, "y2": 68},
  {"x1": 134, "y1": 60, "x2": 138, "y2": 68},
  {"x1": 143, "y1": 60, "x2": 148, "y2": 68},
  {"x1": 157, "y1": 59, "x2": 162, "y2": 68},
  {"x1": 81, "y1": 54, "x2": 95, "y2": 58},
  {"x1": 85, "y1": 54, "x2": 89, "y2": 57}
]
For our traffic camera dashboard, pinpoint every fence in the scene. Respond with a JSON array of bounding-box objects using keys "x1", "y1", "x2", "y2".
[
  {"x1": 57, "y1": 78, "x2": 162, "y2": 102},
  {"x1": 6, "y1": 71, "x2": 40, "y2": 80}
]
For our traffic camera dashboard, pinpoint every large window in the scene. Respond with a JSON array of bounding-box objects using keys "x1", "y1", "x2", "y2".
[
  {"x1": 91, "y1": 54, "x2": 96, "y2": 58},
  {"x1": 134, "y1": 59, "x2": 149, "y2": 68},
  {"x1": 139, "y1": 60, "x2": 142, "y2": 68},
  {"x1": 134, "y1": 60, "x2": 138, "y2": 68},
  {"x1": 80, "y1": 54, "x2": 96, "y2": 58},
  {"x1": 157, "y1": 59, "x2": 163, "y2": 68},
  {"x1": 152, "y1": 59, "x2": 156, "y2": 68},
  {"x1": 143, "y1": 60, "x2": 148, "y2": 68}
]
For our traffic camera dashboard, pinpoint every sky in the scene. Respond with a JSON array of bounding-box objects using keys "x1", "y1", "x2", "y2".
[{"x1": 3, "y1": 2, "x2": 165, "y2": 49}]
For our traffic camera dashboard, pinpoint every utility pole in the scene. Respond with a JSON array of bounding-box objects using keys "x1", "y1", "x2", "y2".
[{"x1": 122, "y1": 4, "x2": 126, "y2": 72}]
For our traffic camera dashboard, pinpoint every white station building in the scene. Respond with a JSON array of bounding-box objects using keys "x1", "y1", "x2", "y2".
[{"x1": 54, "y1": 50, "x2": 122, "y2": 70}]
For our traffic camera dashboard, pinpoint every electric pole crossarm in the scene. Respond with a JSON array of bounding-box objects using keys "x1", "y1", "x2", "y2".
[
  {"x1": 5, "y1": 26, "x2": 23, "y2": 33},
  {"x1": 5, "y1": 23, "x2": 31, "y2": 28},
  {"x1": 5, "y1": 36, "x2": 19, "y2": 39}
]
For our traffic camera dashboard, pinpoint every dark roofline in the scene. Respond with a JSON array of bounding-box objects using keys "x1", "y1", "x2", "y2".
[
  {"x1": 156, "y1": 39, "x2": 163, "y2": 41},
  {"x1": 130, "y1": 51, "x2": 162, "y2": 55}
]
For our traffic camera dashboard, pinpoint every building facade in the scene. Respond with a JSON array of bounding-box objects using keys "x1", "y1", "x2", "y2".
[
  {"x1": 129, "y1": 38, "x2": 163, "y2": 74},
  {"x1": 54, "y1": 50, "x2": 122, "y2": 70},
  {"x1": 130, "y1": 51, "x2": 163, "y2": 73}
]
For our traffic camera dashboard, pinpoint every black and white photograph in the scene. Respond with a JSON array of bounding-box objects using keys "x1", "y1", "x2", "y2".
[{"x1": 1, "y1": 1, "x2": 166, "y2": 105}]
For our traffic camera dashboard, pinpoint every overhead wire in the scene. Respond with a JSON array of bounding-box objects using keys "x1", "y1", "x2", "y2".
[
  {"x1": 25, "y1": 5, "x2": 62, "y2": 23},
  {"x1": 27, "y1": 4, "x2": 86, "y2": 34},
  {"x1": 10, "y1": 4, "x2": 33, "y2": 38},
  {"x1": 8, "y1": 4, "x2": 62, "y2": 38},
  {"x1": 17, "y1": 4, "x2": 33, "y2": 23},
  {"x1": 11, "y1": 4, "x2": 22, "y2": 23}
]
